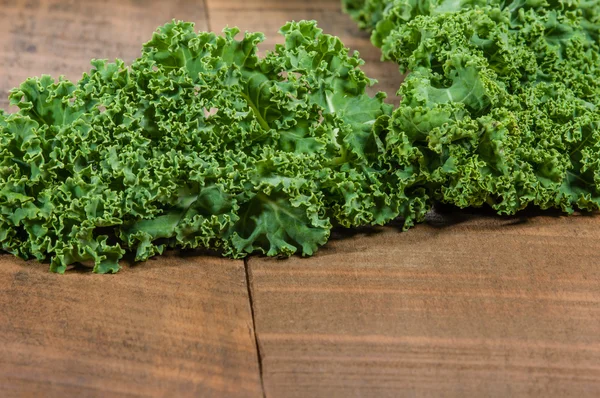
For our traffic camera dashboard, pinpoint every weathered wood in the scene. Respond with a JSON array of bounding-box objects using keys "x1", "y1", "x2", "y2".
[
  {"x1": 206, "y1": 0, "x2": 402, "y2": 105},
  {"x1": 0, "y1": 254, "x2": 262, "y2": 398},
  {"x1": 248, "y1": 212, "x2": 600, "y2": 397},
  {"x1": 0, "y1": 0, "x2": 210, "y2": 110}
]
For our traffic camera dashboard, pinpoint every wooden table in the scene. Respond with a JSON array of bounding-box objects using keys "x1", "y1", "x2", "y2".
[{"x1": 1, "y1": 1, "x2": 599, "y2": 397}]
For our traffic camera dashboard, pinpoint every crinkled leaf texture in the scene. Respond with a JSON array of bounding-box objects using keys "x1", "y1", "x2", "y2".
[
  {"x1": 345, "y1": 0, "x2": 600, "y2": 214},
  {"x1": 0, "y1": 20, "x2": 422, "y2": 273}
]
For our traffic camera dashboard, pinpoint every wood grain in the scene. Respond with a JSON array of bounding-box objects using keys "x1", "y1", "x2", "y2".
[
  {"x1": 0, "y1": 254, "x2": 262, "y2": 398},
  {"x1": 248, "y1": 212, "x2": 600, "y2": 397},
  {"x1": 206, "y1": 0, "x2": 402, "y2": 105},
  {"x1": 0, "y1": 0, "x2": 210, "y2": 110}
]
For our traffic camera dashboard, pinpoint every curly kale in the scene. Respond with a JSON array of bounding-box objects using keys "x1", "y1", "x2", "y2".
[
  {"x1": 0, "y1": 21, "x2": 426, "y2": 273},
  {"x1": 4, "y1": 2, "x2": 600, "y2": 273},
  {"x1": 345, "y1": 0, "x2": 600, "y2": 214}
]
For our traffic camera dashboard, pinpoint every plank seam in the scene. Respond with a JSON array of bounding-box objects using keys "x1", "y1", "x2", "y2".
[
  {"x1": 244, "y1": 259, "x2": 267, "y2": 398},
  {"x1": 203, "y1": 0, "x2": 212, "y2": 31}
]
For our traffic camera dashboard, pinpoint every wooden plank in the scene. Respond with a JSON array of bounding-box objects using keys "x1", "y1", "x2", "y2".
[
  {"x1": 206, "y1": 0, "x2": 402, "y2": 106},
  {"x1": 0, "y1": 254, "x2": 262, "y2": 398},
  {"x1": 0, "y1": 0, "x2": 210, "y2": 110},
  {"x1": 248, "y1": 212, "x2": 600, "y2": 397}
]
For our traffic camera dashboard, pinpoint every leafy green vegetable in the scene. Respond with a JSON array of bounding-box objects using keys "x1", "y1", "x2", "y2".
[
  {"x1": 345, "y1": 0, "x2": 600, "y2": 215},
  {"x1": 6, "y1": 1, "x2": 599, "y2": 274},
  {"x1": 0, "y1": 20, "x2": 426, "y2": 273}
]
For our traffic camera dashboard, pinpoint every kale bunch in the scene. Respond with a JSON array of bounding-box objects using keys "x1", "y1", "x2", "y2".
[
  {"x1": 346, "y1": 0, "x2": 600, "y2": 214},
  {"x1": 3, "y1": 0, "x2": 600, "y2": 273},
  {"x1": 0, "y1": 21, "x2": 425, "y2": 273}
]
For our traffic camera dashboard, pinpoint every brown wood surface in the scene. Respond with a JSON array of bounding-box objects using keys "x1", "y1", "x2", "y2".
[
  {"x1": 1, "y1": 0, "x2": 600, "y2": 397},
  {"x1": 248, "y1": 212, "x2": 600, "y2": 397},
  {"x1": 0, "y1": 254, "x2": 262, "y2": 397}
]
